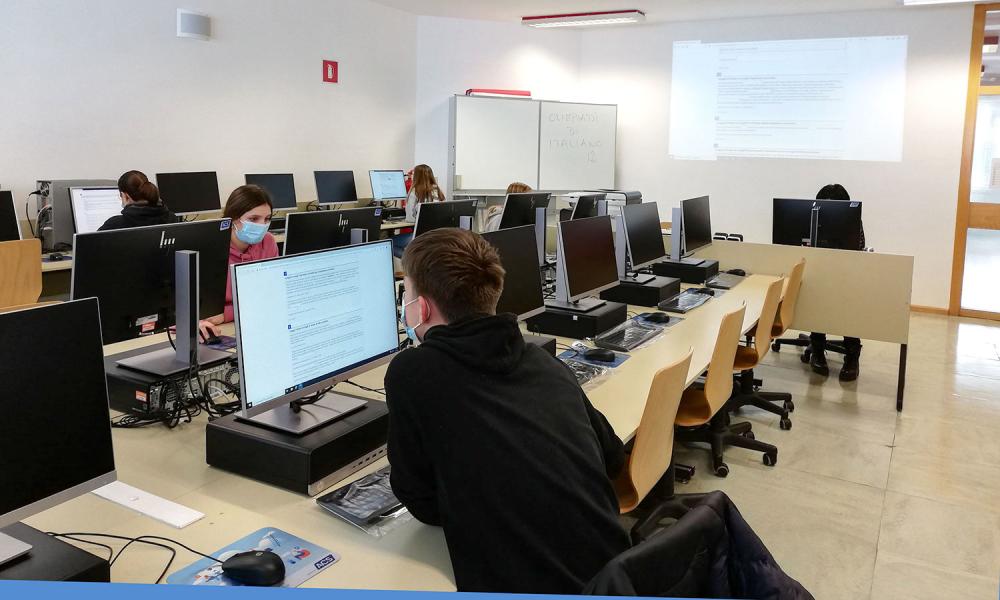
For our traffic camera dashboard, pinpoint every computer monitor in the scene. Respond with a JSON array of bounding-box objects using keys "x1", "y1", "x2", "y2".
[
  {"x1": 232, "y1": 239, "x2": 399, "y2": 435},
  {"x1": 680, "y1": 195, "x2": 712, "y2": 256},
  {"x1": 550, "y1": 215, "x2": 619, "y2": 312},
  {"x1": 498, "y1": 193, "x2": 551, "y2": 229},
  {"x1": 772, "y1": 198, "x2": 864, "y2": 250},
  {"x1": 0, "y1": 190, "x2": 20, "y2": 241},
  {"x1": 72, "y1": 220, "x2": 231, "y2": 346},
  {"x1": 245, "y1": 174, "x2": 297, "y2": 210},
  {"x1": 481, "y1": 225, "x2": 545, "y2": 321},
  {"x1": 0, "y1": 299, "x2": 116, "y2": 566},
  {"x1": 622, "y1": 202, "x2": 666, "y2": 270},
  {"x1": 283, "y1": 207, "x2": 381, "y2": 256},
  {"x1": 69, "y1": 186, "x2": 122, "y2": 234},
  {"x1": 570, "y1": 194, "x2": 607, "y2": 220},
  {"x1": 368, "y1": 170, "x2": 407, "y2": 202},
  {"x1": 314, "y1": 171, "x2": 358, "y2": 205},
  {"x1": 156, "y1": 171, "x2": 221, "y2": 215},
  {"x1": 413, "y1": 199, "x2": 477, "y2": 237}
]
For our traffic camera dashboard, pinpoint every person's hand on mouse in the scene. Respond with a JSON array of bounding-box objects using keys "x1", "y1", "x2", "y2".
[{"x1": 198, "y1": 320, "x2": 221, "y2": 342}]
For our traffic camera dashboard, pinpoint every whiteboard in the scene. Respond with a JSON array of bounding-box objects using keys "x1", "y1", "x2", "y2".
[
  {"x1": 453, "y1": 96, "x2": 539, "y2": 190},
  {"x1": 538, "y1": 101, "x2": 617, "y2": 190}
]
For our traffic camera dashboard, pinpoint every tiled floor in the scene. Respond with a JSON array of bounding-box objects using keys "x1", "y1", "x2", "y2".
[{"x1": 672, "y1": 313, "x2": 1000, "y2": 600}]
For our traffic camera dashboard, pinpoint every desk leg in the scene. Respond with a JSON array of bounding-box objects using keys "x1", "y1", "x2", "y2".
[{"x1": 896, "y1": 344, "x2": 907, "y2": 412}]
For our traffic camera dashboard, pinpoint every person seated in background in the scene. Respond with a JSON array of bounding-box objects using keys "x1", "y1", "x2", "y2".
[
  {"x1": 484, "y1": 181, "x2": 533, "y2": 232},
  {"x1": 392, "y1": 164, "x2": 445, "y2": 258},
  {"x1": 387, "y1": 228, "x2": 629, "y2": 594},
  {"x1": 199, "y1": 184, "x2": 279, "y2": 340},
  {"x1": 809, "y1": 183, "x2": 864, "y2": 381},
  {"x1": 98, "y1": 170, "x2": 175, "y2": 231}
]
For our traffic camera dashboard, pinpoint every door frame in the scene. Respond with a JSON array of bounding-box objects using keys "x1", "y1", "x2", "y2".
[{"x1": 950, "y1": 3, "x2": 1000, "y2": 319}]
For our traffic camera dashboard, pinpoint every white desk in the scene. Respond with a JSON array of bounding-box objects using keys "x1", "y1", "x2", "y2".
[{"x1": 24, "y1": 277, "x2": 777, "y2": 588}]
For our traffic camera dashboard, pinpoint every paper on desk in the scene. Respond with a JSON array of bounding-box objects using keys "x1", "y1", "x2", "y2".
[{"x1": 166, "y1": 528, "x2": 339, "y2": 587}]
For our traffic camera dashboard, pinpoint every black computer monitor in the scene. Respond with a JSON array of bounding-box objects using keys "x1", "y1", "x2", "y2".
[
  {"x1": 680, "y1": 195, "x2": 712, "y2": 254},
  {"x1": 71, "y1": 219, "x2": 231, "y2": 345},
  {"x1": 369, "y1": 170, "x2": 408, "y2": 202},
  {"x1": 498, "y1": 193, "x2": 551, "y2": 229},
  {"x1": 0, "y1": 299, "x2": 116, "y2": 566},
  {"x1": 0, "y1": 190, "x2": 20, "y2": 241},
  {"x1": 156, "y1": 171, "x2": 221, "y2": 215},
  {"x1": 232, "y1": 240, "x2": 399, "y2": 434},
  {"x1": 314, "y1": 171, "x2": 358, "y2": 205},
  {"x1": 481, "y1": 225, "x2": 545, "y2": 321},
  {"x1": 413, "y1": 200, "x2": 477, "y2": 237},
  {"x1": 622, "y1": 202, "x2": 666, "y2": 270},
  {"x1": 570, "y1": 194, "x2": 607, "y2": 220},
  {"x1": 283, "y1": 207, "x2": 381, "y2": 256},
  {"x1": 551, "y1": 215, "x2": 618, "y2": 312},
  {"x1": 772, "y1": 198, "x2": 863, "y2": 250},
  {"x1": 245, "y1": 173, "x2": 297, "y2": 210}
]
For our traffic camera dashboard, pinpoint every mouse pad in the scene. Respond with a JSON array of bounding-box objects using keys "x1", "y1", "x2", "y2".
[
  {"x1": 203, "y1": 334, "x2": 237, "y2": 351},
  {"x1": 558, "y1": 350, "x2": 631, "y2": 369},
  {"x1": 166, "y1": 527, "x2": 339, "y2": 587}
]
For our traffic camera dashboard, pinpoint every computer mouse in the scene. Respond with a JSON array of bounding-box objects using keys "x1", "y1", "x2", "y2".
[
  {"x1": 727, "y1": 268, "x2": 746, "y2": 277},
  {"x1": 49, "y1": 252, "x2": 66, "y2": 261},
  {"x1": 221, "y1": 550, "x2": 285, "y2": 587},
  {"x1": 641, "y1": 312, "x2": 671, "y2": 324},
  {"x1": 694, "y1": 287, "x2": 716, "y2": 296},
  {"x1": 202, "y1": 335, "x2": 222, "y2": 346},
  {"x1": 584, "y1": 348, "x2": 617, "y2": 363}
]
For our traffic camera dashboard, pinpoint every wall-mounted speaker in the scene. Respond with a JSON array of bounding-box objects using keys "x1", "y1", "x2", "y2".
[{"x1": 177, "y1": 9, "x2": 211, "y2": 41}]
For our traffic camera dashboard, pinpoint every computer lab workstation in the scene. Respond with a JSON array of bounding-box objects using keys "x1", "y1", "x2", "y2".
[{"x1": 0, "y1": 172, "x2": 913, "y2": 589}]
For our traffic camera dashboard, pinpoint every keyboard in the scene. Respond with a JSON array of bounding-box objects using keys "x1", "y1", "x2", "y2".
[
  {"x1": 595, "y1": 321, "x2": 661, "y2": 352},
  {"x1": 564, "y1": 359, "x2": 605, "y2": 386},
  {"x1": 658, "y1": 289, "x2": 712, "y2": 314},
  {"x1": 316, "y1": 465, "x2": 402, "y2": 526},
  {"x1": 707, "y1": 273, "x2": 745, "y2": 290}
]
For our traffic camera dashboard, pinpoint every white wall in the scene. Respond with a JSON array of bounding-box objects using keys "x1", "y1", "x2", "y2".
[
  {"x1": 414, "y1": 16, "x2": 581, "y2": 193},
  {"x1": 575, "y1": 7, "x2": 973, "y2": 309},
  {"x1": 0, "y1": 0, "x2": 417, "y2": 210}
]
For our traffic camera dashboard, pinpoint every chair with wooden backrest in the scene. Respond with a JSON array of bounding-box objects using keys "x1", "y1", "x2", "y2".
[
  {"x1": 0, "y1": 239, "x2": 43, "y2": 310},
  {"x1": 675, "y1": 303, "x2": 778, "y2": 477},
  {"x1": 726, "y1": 278, "x2": 793, "y2": 429},
  {"x1": 770, "y1": 258, "x2": 808, "y2": 353},
  {"x1": 614, "y1": 350, "x2": 693, "y2": 543}
]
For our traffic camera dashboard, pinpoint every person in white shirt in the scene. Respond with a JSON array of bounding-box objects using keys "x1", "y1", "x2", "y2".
[
  {"x1": 485, "y1": 181, "x2": 533, "y2": 232},
  {"x1": 394, "y1": 164, "x2": 445, "y2": 258}
]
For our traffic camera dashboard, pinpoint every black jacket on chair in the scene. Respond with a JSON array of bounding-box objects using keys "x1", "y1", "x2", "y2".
[{"x1": 584, "y1": 491, "x2": 814, "y2": 599}]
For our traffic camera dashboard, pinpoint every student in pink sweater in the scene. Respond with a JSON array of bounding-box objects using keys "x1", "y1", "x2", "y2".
[{"x1": 199, "y1": 185, "x2": 279, "y2": 339}]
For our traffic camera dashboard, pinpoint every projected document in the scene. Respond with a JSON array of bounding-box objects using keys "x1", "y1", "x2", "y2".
[{"x1": 669, "y1": 36, "x2": 908, "y2": 162}]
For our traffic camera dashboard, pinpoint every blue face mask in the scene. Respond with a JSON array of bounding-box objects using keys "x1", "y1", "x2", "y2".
[
  {"x1": 236, "y1": 219, "x2": 268, "y2": 245},
  {"x1": 400, "y1": 297, "x2": 423, "y2": 346}
]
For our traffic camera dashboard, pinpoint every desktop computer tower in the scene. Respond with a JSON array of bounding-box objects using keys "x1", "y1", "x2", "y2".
[
  {"x1": 652, "y1": 259, "x2": 720, "y2": 284},
  {"x1": 526, "y1": 301, "x2": 627, "y2": 340},
  {"x1": 35, "y1": 179, "x2": 116, "y2": 251},
  {"x1": 600, "y1": 275, "x2": 680, "y2": 307}
]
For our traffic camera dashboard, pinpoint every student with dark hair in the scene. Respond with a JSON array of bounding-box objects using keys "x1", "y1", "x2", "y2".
[
  {"x1": 810, "y1": 183, "x2": 864, "y2": 381},
  {"x1": 198, "y1": 184, "x2": 279, "y2": 339},
  {"x1": 387, "y1": 228, "x2": 629, "y2": 594},
  {"x1": 98, "y1": 170, "x2": 175, "y2": 230}
]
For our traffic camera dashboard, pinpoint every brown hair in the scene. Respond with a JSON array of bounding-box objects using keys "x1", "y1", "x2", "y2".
[
  {"x1": 223, "y1": 184, "x2": 273, "y2": 221},
  {"x1": 411, "y1": 164, "x2": 444, "y2": 204},
  {"x1": 118, "y1": 170, "x2": 160, "y2": 206},
  {"x1": 506, "y1": 182, "x2": 532, "y2": 194},
  {"x1": 402, "y1": 228, "x2": 505, "y2": 322}
]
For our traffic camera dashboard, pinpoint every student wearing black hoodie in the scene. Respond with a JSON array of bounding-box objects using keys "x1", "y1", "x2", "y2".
[
  {"x1": 387, "y1": 228, "x2": 629, "y2": 594},
  {"x1": 98, "y1": 170, "x2": 175, "y2": 231}
]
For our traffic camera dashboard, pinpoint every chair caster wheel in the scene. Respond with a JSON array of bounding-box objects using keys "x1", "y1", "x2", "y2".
[
  {"x1": 784, "y1": 400, "x2": 795, "y2": 412},
  {"x1": 800, "y1": 351, "x2": 810, "y2": 364},
  {"x1": 741, "y1": 431, "x2": 755, "y2": 440},
  {"x1": 779, "y1": 418, "x2": 792, "y2": 430},
  {"x1": 763, "y1": 452, "x2": 777, "y2": 467},
  {"x1": 771, "y1": 342, "x2": 781, "y2": 352},
  {"x1": 713, "y1": 463, "x2": 730, "y2": 478}
]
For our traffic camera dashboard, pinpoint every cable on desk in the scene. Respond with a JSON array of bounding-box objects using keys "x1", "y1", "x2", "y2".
[
  {"x1": 45, "y1": 532, "x2": 210, "y2": 584},
  {"x1": 343, "y1": 380, "x2": 386, "y2": 396}
]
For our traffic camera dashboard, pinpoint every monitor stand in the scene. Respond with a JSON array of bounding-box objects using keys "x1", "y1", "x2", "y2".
[
  {"x1": 238, "y1": 393, "x2": 367, "y2": 436},
  {"x1": 116, "y1": 250, "x2": 231, "y2": 377},
  {"x1": 544, "y1": 297, "x2": 606, "y2": 313},
  {"x1": 0, "y1": 533, "x2": 31, "y2": 567},
  {"x1": 621, "y1": 273, "x2": 655, "y2": 285}
]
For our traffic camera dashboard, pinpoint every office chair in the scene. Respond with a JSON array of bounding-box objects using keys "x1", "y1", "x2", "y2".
[
  {"x1": 726, "y1": 278, "x2": 792, "y2": 429},
  {"x1": 766, "y1": 260, "x2": 808, "y2": 409},
  {"x1": 614, "y1": 349, "x2": 693, "y2": 544},
  {"x1": 0, "y1": 239, "x2": 43, "y2": 310},
  {"x1": 675, "y1": 304, "x2": 778, "y2": 477}
]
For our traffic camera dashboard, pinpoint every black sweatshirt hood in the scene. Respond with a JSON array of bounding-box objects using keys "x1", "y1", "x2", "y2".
[
  {"x1": 121, "y1": 203, "x2": 173, "y2": 226},
  {"x1": 420, "y1": 313, "x2": 526, "y2": 375}
]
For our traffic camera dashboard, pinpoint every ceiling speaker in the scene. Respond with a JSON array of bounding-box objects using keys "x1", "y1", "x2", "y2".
[{"x1": 177, "y1": 9, "x2": 211, "y2": 41}]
